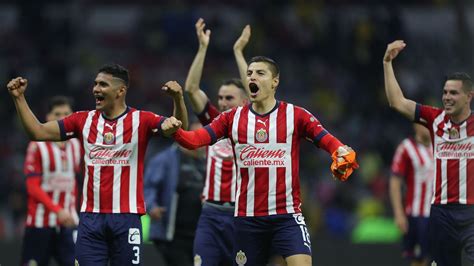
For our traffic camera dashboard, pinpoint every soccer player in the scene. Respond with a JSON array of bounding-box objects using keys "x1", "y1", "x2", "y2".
[
  {"x1": 21, "y1": 96, "x2": 81, "y2": 266},
  {"x1": 162, "y1": 57, "x2": 359, "y2": 266},
  {"x1": 384, "y1": 40, "x2": 474, "y2": 266},
  {"x1": 184, "y1": 18, "x2": 249, "y2": 266},
  {"x1": 389, "y1": 123, "x2": 433, "y2": 266},
  {"x1": 7, "y1": 64, "x2": 187, "y2": 265}
]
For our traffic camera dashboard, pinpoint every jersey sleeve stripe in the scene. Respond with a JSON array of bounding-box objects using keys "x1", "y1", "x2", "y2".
[
  {"x1": 414, "y1": 104, "x2": 421, "y2": 122},
  {"x1": 156, "y1": 116, "x2": 166, "y2": 136},
  {"x1": 58, "y1": 120, "x2": 67, "y2": 140},
  {"x1": 205, "y1": 125, "x2": 217, "y2": 144},
  {"x1": 313, "y1": 130, "x2": 328, "y2": 146}
]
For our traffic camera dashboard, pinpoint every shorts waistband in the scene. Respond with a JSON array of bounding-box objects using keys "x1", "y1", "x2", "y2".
[{"x1": 203, "y1": 201, "x2": 235, "y2": 212}]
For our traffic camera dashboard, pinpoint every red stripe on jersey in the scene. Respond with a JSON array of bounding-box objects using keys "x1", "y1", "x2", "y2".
[
  {"x1": 238, "y1": 108, "x2": 249, "y2": 144},
  {"x1": 276, "y1": 167, "x2": 287, "y2": 214},
  {"x1": 136, "y1": 116, "x2": 148, "y2": 214},
  {"x1": 208, "y1": 158, "x2": 216, "y2": 199},
  {"x1": 28, "y1": 200, "x2": 38, "y2": 226},
  {"x1": 468, "y1": 117, "x2": 474, "y2": 136},
  {"x1": 220, "y1": 160, "x2": 234, "y2": 202},
  {"x1": 86, "y1": 166, "x2": 95, "y2": 212},
  {"x1": 238, "y1": 168, "x2": 249, "y2": 216},
  {"x1": 45, "y1": 143, "x2": 56, "y2": 172},
  {"x1": 120, "y1": 166, "x2": 130, "y2": 213},
  {"x1": 447, "y1": 159, "x2": 460, "y2": 203},
  {"x1": 123, "y1": 113, "x2": 133, "y2": 143},
  {"x1": 87, "y1": 114, "x2": 99, "y2": 144},
  {"x1": 468, "y1": 159, "x2": 474, "y2": 204},
  {"x1": 99, "y1": 166, "x2": 113, "y2": 211},
  {"x1": 277, "y1": 106, "x2": 287, "y2": 143},
  {"x1": 254, "y1": 168, "x2": 269, "y2": 214}
]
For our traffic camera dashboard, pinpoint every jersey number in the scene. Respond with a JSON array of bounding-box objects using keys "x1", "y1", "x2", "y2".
[{"x1": 132, "y1": 246, "x2": 140, "y2": 264}]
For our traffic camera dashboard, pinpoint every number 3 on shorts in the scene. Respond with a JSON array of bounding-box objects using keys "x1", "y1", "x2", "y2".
[{"x1": 132, "y1": 246, "x2": 140, "y2": 264}]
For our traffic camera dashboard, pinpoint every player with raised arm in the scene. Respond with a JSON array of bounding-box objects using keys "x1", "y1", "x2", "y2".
[
  {"x1": 390, "y1": 123, "x2": 433, "y2": 266},
  {"x1": 7, "y1": 64, "x2": 187, "y2": 265},
  {"x1": 162, "y1": 56, "x2": 358, "y2": 266},
  {"x1": 20, "y1": 96, "x2": 81, "y2": 266},
  {"x1": 184, "y1": 18, "x2": 249, "y2": 266},
  {"x1": 384, "y1": 40, "x2": 474, "y2": 266}
]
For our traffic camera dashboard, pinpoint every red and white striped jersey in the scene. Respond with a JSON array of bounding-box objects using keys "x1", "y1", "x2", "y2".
[
  {"x1": 59, "y1": 107, "x2": 164, "y2": 214},
  {"x1": 416, "y1": 104, "x2": 474, "y2": 205},
  {"x1": 197, "y1": 102, "x2": 236, "y2": 203},
  {"x1": 24, "y1": 139, "x2": 82, "y2": 228},
  {"x1": 205, "y1": 101, "x2": 332, "y2": 217},
  {"x1": 391, "y1": 138, "x2": 434, "y2": 217}
]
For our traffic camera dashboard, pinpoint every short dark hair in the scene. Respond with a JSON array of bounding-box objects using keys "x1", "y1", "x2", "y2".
[
  {"x1": 446, "y1": 72, "x2": 473, "y2": 93},
  {"x1": 47, "y1": 96, "x2": 73, "y2": 113},
  {"x1": 248, "y1": 56, "x2": 280, "y2": 78},
  {"x1": 98, "y1": 63, "x2": 130, "y2": 87},
  {"x1": 223, "y1": 78, "x2": 244, "y2": 90}
]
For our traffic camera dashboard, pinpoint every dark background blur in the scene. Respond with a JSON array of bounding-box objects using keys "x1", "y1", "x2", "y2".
[{"x1": 0, "y1": 0, "x2": 473, "y2": 265}]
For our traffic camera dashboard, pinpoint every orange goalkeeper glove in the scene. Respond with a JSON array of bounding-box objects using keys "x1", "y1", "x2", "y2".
[{"x1": 330, "y1": 145, "x2": 359, "y2": 181}]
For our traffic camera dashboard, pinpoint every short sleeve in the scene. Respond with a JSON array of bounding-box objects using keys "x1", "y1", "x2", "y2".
[
  {"x1": 140, "y1": 111, "x2": 166, "y2": 137},
  {"x1": 205, "y1": 109, "x2": 233, "y2": 144},
  {"x1": 415, "y1": 104, "x2": 443, "y2": 127},
  {"x1": 59, "y1": 111, "x2": 89, "y2": 140},
  {"x1": 24, "y1": 142, "x2": 43, "y2": 178}
]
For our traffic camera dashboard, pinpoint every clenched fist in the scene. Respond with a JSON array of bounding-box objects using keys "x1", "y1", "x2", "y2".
[
  {"x1": 7, "y1": 77, "x2": 28, "y2": 98},
  {"x1": 162, "y1": 81, "x2": 183, "y2": 99},
  {"x1": 161, "y1": 116, "x2": 182, "y2": 136},
  {"x1": 383, "y1": 40, "x2": 406, "y2": 63}
]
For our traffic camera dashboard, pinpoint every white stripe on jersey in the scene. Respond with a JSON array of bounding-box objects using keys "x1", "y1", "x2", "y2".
[
  {"x1": 233, "y1": 107, "x2": 243, "y2": 217},
  {"x1": 459, "y1": 124, "x2": 468, "y2": 204},
  {"x1": 35, "y1": 204, "x2": 45, "y2": 227},
  {"x1": 112, "y1": 115, "x2": 125, "y2": 213},
  {"x1": 285, "y1": 104, "x2": 295, "y2": 214},
  {"x1": 246, "y1": 111, "x2": 256, "y2": 217},
  {"x1": 440, "y1": 158, "x2": 448, "y2": 204},
  {"x1": 213, "y1": 157, "x2": 222, "y2": 201},
  {"x1": 268, "y1": 108, "x2": 278, "y2": 215},
  {"x1": 129, "y1": 111, "x2": 140, "y2": 213},
  {"x1": 49, "y1": 190, "x2": 60, "y2": 227},
  {"x1": 92, "y1": 165, "x2": 101, "y2": 212}
]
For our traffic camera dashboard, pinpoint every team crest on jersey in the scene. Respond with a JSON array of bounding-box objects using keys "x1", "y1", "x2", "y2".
[
  {"x1": 194, "y1": 254, "x2": 202, "y2": 266},
  {"x1": 103, "y1": 132, "x2": 115, "y2": 144},
  {"x1": 449, "y1": 127, "x2": 459, "y2": 139},
  {"x1": 255, "y1": 128, "x2": 268, "y2": 142},
  {"x1": 235, "y1": 250, "x2": 247, "y2": 265}
]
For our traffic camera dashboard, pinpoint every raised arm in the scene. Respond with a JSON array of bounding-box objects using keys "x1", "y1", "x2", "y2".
[
  {"x1": 383, "y1": 40, "x2": 417, "y2": 120},
  {"x1": 233, "y1": 25, "x2": 251, "y2": 92},
  {"x1": 162, "y1": 81, "x2": 189, "y2": 130},
  {"x1": 7, "y1": 77, "x2": 62, "y2": 141},
  {"x1": 184, "y1": 18, "x2": 211, "y2": 113}
]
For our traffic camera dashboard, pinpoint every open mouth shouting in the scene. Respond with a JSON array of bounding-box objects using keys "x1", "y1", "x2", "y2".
[
  {"x1": 249, "y1": 83, "x2": 259, "y2": 98},
  {"x1": 95, "y1": 95, "x2": 105, "y2": 106}
]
